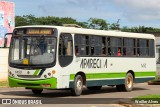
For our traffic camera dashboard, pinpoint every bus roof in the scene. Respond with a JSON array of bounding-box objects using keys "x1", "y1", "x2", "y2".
[{"x1": 15, "y1": 25, "x2": 155, "y2": 39}]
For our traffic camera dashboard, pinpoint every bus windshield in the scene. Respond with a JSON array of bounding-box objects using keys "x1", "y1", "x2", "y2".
[{"x1": 9, "y1": 36, "x2": 56, "y2": 68}]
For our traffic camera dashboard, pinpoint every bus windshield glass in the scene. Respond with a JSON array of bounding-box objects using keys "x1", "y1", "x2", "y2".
[{"x1": 9, "y1": 35, "x2": 56, "y2": 67}]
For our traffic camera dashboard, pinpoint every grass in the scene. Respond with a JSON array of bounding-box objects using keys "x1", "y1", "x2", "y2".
[
  {"x1": 131, "y1": 94, "x2": 160, "y2": 106},
  {"x1": 0, "y1": 81, "x2": 8, "y2": 87},
  {"x1": 134, "y1": 94, "x2": 160, "y2": 98}
]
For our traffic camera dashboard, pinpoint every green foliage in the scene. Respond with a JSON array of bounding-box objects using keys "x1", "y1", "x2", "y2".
[
  {"x1": 16, "y1": 15, "x2": 81, "y2": 27},
  {"x1": 134, "y1": 94, "x2": 160, "y2": 98},
  {"x1": 88, "y1": 18, "x2": 109, "y2": 30},
  {"x1": 77, "y1": 22, "x2": 88, "y2": 28},
  {"x1": 121, "y1": 26, "x2": 160, "y2": 33},
  {"x1": 15, "y1": 15, "x2": 38, "y2": 26},
  {"x1": 109, "y1": 19, "x2": 120, "y2": 30},
  {"x1": 37, "y1": 16, "x2": 62, "y2": 25},
  {"x1": 15, "y1": 15, "x2": 160, "y2": 33}
]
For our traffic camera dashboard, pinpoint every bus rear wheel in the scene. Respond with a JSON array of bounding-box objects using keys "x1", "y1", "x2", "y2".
[
  {"x1": 71, "y1": 75, "x2": 83, "y2": 96},
  {"x1": 87, "y1": 86, "x2": 102, "y2": 90},
  {"x1": 123, "y1": 73, "x2": 134, "y2": 91},
  {"x1": 116, "y1": 73, "x2": 134, "y2": 92},
  {"x1": 32, "y1": 89, "x2": 43, "y2": 94}
]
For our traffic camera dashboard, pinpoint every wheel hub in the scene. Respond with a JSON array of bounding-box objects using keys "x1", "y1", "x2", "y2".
[
  {"x1": 76, "y1": 79, "x2": 82, "y2": 91},
  {"x1": 127, "y1": 76, "x2": 133, "y2": 88}
]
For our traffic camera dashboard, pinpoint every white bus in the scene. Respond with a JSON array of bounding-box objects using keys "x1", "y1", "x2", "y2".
[{"x1": 8, "y1": 26, "x2": 156, "y2": 96}]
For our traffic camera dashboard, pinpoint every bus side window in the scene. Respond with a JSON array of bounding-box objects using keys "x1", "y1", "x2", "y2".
[
  {"x1": 117, "y1": 48, "x2": 122, "y2": 56},
  {"x1": 90, "y1": 36, "x2": 95, "y2": 55},
  {"x1": 91, "y1": 47, "x2": 94, "y2": 55},
  {"x1": 59, "y1": 34, "x2": 73, "y2": 56},
  {"x1": 101, "y1": 37, "x2": 106, "y2": 55},
  {"x1": 137, "y1": 39, "x2": 149, "y2": 57},
  {"x1": 149, "y1": 40, "x2": 154, "y2": 57},
  {"x1": 74, "y1": 34, "x2": 89, "y2": 56},
  {"x1": 66, "y1": 40, "x2": 72, "y2": 56},
  {"x1": 59, "y1": 33, "x2": 73, "y2": 67},
  {"x1": 108, "y1": 48, "x2": 111, "y2": 56},
  {"x1": 107, "y1": 38, "x2": 111, "y2": 56},
  {"x1": 75, "y1": 46, "x2": 79, "y2": 56},
  {"x1": 108, "y1": 37, "x2": 122, "y2": 56}
]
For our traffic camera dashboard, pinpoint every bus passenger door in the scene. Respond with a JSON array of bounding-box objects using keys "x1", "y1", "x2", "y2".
[{"x1": 58, "y1": 33, "x2": 73, "y2": 88}]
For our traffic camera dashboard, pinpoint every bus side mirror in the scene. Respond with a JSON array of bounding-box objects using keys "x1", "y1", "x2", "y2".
[
  {"x1": 4, "y1": 33, "x2": 13, "y2": 48},
  {"x1": 4, "y1": 38, "x2": 7, "y2": 48}
]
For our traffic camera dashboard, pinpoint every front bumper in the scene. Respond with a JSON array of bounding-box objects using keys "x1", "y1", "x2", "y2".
[{"x1": 8, "y1": 76, "x2": 57, "y2": 89}]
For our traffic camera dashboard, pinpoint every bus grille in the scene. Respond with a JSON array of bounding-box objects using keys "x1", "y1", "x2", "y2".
[
  {"x1": 17, "y1": 75, "x2": 41, "y2": 78},
  {"x1": 18, "y1": 83, "x2": 40, "y2": 86}
]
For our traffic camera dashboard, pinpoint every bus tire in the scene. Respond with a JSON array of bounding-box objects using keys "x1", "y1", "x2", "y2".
[
  {"x1": 71, "y1": 75, "x2": 83, "y2": 96},
  {"x1": 32, "y1": 89, "x2": 43, "y2": 94},
  {"x1": 87, "y1": 86, "x2": 102, "y2": 90},
  {"x1": 122, "y1": 73, "x2": 134, "y2": 92}
]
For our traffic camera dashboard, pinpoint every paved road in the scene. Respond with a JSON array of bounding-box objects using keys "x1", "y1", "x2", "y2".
[{"x1": 0, "y1": 83, "x2": 159, "y2": 107}]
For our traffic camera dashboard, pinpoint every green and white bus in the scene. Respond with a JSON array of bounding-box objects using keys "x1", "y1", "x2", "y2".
[{"x1": 8, "y1": 25, "x2": 156, "y2": 96}]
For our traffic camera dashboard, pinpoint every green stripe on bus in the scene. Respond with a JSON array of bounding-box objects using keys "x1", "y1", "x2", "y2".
[
  {"x1": 70, "y1": 71, "x2": 156, "y2": 80},
  {"x1": 135, "y1": 72, "x2": 156, "y2": 77},
  {"x1": 33, "y1": 69, "x2": 40, "y2": 75}
]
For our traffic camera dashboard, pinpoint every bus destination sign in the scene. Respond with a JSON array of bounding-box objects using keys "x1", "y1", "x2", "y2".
[{"x1": 27, "y1": 29, "x2": 53, "y2": 35}]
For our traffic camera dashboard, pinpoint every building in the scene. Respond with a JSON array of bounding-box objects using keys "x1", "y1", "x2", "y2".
[
  {"x1": 0, "y1": 1, "x2": 14, "y2": 81},
  {"x1": 0, "y1": 1, "x2": 14, "y2": 47}
]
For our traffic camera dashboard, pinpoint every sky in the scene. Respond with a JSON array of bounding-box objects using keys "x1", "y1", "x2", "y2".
[{"x1": 8, "y1": 0, "x2": 160, "y2": 28}]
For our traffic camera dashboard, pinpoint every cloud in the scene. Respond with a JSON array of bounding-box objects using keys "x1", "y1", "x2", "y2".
[
  {"x1": 33, "y1": 0, "x2": 118, "y2": 19},
  {"x1": 38, "y1": 5, "x2": 47, "y2": 13},
  {"x1": 64, "y1": 0, "x2": 160, "y2": 22},
  {"x1": 111, "y1": 0, "x2": 160, "y2": 21},
  {"x1": 13, "y1": 0, "x2": 160, "y2": 27}
]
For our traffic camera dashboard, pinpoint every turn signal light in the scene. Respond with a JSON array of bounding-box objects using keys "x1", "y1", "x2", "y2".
[{"x1": 52, "y1": 70, "x2": 56, "y2": 74}]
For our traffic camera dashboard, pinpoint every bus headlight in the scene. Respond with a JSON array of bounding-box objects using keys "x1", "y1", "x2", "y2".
[
  {"x1": 12, "y1": 74, "x2": 14, "y2": 77},
  {"x1": 44, "y1": 75, "x2": 47, "y2": 78},
  {"x1": 48, "y1": 73, "x2": 51, "y2": 76}
]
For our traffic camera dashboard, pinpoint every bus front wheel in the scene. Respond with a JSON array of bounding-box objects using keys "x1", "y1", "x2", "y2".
[
  {"x1": 71, "y1": 75, "x2": 83, "y2": 96},
  {"x1": 32, "y1": 89, "x2": 43, "y2": 95}
]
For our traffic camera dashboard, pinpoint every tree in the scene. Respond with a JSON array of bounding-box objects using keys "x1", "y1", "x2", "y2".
[
  {"x1": 121, "y1": 26, "x2": 131, "y2": 32},
  {"x1": 88, "y1": 18, "x2": 109, "y2": 30},
  {"x1": 109, "y1": 19, "x2": 120, "y2": 30},
  {"x1": 15, "y1": 16, "x2": 28, "y2": 26},
  {"x1": 15, "y1": 15, "x2": 38, "y2": 26},
  {"x1": 77, "y1": 22, "x2": 88, "y2": 28},
  {"x1": 37, "y1": 16, "x2": 62, "y2": 25},
  {"x1": 15, "y1": 15, "x2": 160, "y2": 33},
  {"x1": 121, "y1": 26, "x2": 159, "y2": 33},
  {"x1": 15, "y1": 15, "x2": 87, "y2": 27}
]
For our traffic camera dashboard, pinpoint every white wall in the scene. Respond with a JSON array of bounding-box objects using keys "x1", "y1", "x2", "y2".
[{"x1": 0, "y1": 48, "x2": 9, "y2": 81}]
